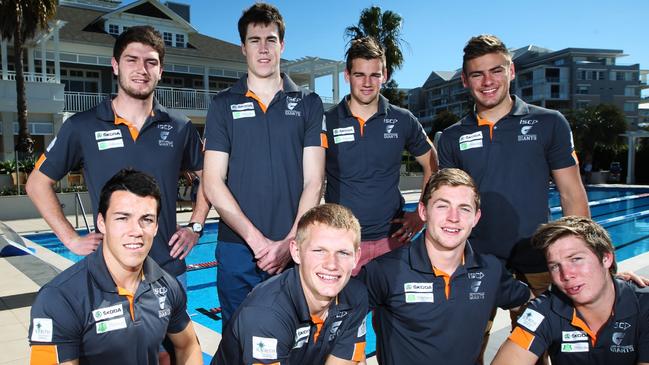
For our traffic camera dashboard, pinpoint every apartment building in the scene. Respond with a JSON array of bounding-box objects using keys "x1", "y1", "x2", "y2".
[
  {"x1": 409, "y1": 45, "x2": 648, "y2": 133},
  {"x1": 0, "y1": 0, "x2": 344, "y2": 160}
]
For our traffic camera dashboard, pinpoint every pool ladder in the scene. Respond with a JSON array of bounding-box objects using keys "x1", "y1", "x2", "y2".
[{"x1": 74, "y1": 192, "x2": 91, "y2": 233}]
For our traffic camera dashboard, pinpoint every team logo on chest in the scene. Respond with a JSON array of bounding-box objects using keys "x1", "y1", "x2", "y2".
[
  {"x1": 158, "y1": 130, "x2": 174, "y2": 148},
  {"x1": 610, "y1": 321, "x2": 635, "y2": 353},
  {"x1": 518, "y1": 120, "x2": 538, "y2": 142},
  {"x1": 285, "y1": 96, "x2": 302, "y2": 117},
  {"x1": 153, "y1": 284, "x2": 171, "y2": 318},
  {"x1": 383, "y1": 118, "x2": 398, "y2": 139},
  {"x1": 468, "y1": 272, "x2": 485, "y2": 300}
]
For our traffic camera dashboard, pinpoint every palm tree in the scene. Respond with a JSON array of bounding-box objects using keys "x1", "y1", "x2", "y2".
[
  {"x1": 0, "y1": 0, "x2": 58, "y2": 159},
  {"x1": 345, "y1": 6, "x2": 407, "y2": 81}
]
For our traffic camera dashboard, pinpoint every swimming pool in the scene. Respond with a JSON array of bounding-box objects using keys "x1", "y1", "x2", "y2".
[{"x1": 24, "y1": 186, "x2": 649, "y2": 359}]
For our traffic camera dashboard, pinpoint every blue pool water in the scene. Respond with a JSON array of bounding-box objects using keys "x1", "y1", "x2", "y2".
[{"x1": 25, "y1": 186, "x2": 649, "y2": 359}]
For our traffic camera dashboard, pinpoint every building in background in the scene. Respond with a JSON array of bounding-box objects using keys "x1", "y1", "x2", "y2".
[
  {"x1": 409, "y1": 45, "x2": 648, "y2": 133},
  {"x1": 0, "y1": 0, "x2": 344, "y2": 161}
]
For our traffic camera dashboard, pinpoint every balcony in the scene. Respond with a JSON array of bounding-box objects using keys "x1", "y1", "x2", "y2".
[
  {"x1": 3, "y1": 71, "x2": 58, "y2": 83},
  {"x1": 0, "y1": 72, "x2": 64, "y2": 113}
]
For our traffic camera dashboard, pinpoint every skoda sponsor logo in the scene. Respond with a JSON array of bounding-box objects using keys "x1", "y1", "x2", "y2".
[
  {"x1": 230, "y1": 102, "x2": 254, "y2": 111},
  {"x1": 293, "y1": 326, "x2": 310, "y2": 349},
  {"x1": 92, "y1": 304, "x2": 124, "y2": 322}
]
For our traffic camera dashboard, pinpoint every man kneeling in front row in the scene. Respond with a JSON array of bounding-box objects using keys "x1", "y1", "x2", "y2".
[
  {"x1": 493, "y1": 216, "x2": 649, "y2": 365},
  {"x1": 29, "y1": 169, "x2": 202, "y2": 364},
  {"x1": 213, "y1": 203, "x2": 368, "y2": 364}
]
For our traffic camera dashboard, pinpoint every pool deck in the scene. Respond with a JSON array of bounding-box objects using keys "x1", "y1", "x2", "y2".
[{"x1": 2, "y1": 187, "x2": 648, "y2": 364}]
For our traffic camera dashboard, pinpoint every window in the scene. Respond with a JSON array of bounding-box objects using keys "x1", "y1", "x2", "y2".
[
  {"x1": 577, "y1": 85, "x2": 589, "y2": 95},
  {"x1": 175, "y1": 34, "x2": 185, "y2": 48},
  {"x1": 108, "y1": 24, "x2": 119, "y2": 35},
  {"x1": 625, "y1": 87, "x2": 636, "y2": 97},
  {"x1": 576, "y1": 101, "x2": 589, "y2": 109},
  {"x1": 624, "y1": 102, "x2": 636, "y2": 112},
  {"x1": 163, "y1": 32, "x2": 173, "y2": 47}
]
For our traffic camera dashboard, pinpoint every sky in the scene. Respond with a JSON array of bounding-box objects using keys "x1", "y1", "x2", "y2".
[{"x1": 160, "y1": 0, "x2": 648, "y2": 95}]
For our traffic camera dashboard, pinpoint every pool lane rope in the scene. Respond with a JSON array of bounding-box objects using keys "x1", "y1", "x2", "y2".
[{"x1": 186, "y1": 260, "x2": 219, "y2": 271}]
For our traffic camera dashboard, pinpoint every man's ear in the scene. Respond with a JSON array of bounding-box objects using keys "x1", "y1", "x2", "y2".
[
  {"x1": 290, "y1": 239, "x2": 301, "y2": 265},
  {"x1": 97, "y1": 213, "x2": 106, "y2": 234}
]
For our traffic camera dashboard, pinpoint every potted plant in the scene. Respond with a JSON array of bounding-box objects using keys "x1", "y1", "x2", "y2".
[{"x1": 0, "y1": 161, "x2": 13, "y2": 189}]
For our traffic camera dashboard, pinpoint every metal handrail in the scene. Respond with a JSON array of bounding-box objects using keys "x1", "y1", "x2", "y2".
[{"x1": 74, "y1": 192, "x2": 91, "y2": 233}]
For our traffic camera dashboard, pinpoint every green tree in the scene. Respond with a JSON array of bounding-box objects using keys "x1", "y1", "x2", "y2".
[
  {"x1": 430, "y1": 110, "x2": 459, "y2": 137},
  {"x1": 567, "y1": 104, "x2": 627, "y2": 163},
  {"x1": 345, "y1": 6, "x2": 408, "y2": 106},
  {"x1": 0, "y1": 0, "x2": 58, "y2": 158},
  {"x1": 381, "y1": 79, "x2": 407, "y2": 108},
  {"x1": 345, "y1": 6, "x2": 406, "y2": 80}
]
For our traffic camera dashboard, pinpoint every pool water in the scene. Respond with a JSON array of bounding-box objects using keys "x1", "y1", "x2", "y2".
[{"x1": 25, "y1": 186, "x2": 649, "y2": 360}]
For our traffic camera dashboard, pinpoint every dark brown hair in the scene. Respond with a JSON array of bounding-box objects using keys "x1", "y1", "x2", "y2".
[
  {"x1": 113, "y1": 26, "x2": 165, "y2": 65},
  {"x1": 462, "y1": 34, "x2": 511, "y2": 74},
  {"x1": 238, "y1": 3, "x2": 285, "y2": 43},
  {"x1": 345, "y1": 36, "x2": 386, "y2": 73}
]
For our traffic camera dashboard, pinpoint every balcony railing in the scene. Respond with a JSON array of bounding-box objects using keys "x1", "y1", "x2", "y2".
[
  {"x1": 63, "y1": 87, "x2": 338, "y2": 113},
  {"x1": 64, "y1": 87, "x2": 222, "y2": 112},
  {"x1": 3, "y1": 71, "x2": 57, "y2": 83},
  {"x1": 64, "y1": 92, "x2": 111, "y2": 112},
  {"x1": 155, "y1": 87, "x2": 219, "y2": 110}
]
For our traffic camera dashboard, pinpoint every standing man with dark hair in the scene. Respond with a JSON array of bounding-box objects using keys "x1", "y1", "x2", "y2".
[
  {"x1": 26, "y1": 25, "x2": 209, "y2": 280},
  {"x1": 359, "y1": 168, "x2": 531, "y2": 365},
  {"x1": 213, "y1": 203, "x2": 367, "y2": 365},
  {"x1": 437, "y1": 34, "x2": 589, "y2": 361},
  {"x1": 493, "y1": 216, "x2": 649, "y2": 365},
  {"x1": 202, "y1": 3, "x2": 325, "y2": 326},
  {"x1": 324, "y1": 36, "x2": 437, "y2": 274},
  {"x1": 28, "y1": 169, "x2": 202, "y2": 365}
]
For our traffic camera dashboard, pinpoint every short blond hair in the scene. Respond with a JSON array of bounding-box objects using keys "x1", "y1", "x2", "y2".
[
  {"x1": 295, "y1": 204, "x2": 361, "y2": 250},
  {"x1": 422, "y1": 168, "x2": 480, "y2": 210}
]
